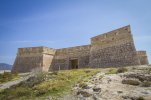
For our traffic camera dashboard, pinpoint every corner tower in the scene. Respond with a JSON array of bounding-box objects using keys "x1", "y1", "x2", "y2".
[
  {"x1": 90, "y1": 25, "x2": 141, "y2": 67},
  {"x1": 12, "y1": 46, "x2": 56, "y2": 73},
  {"x1": 137, "y1": 51, "x2": 149, "y2": 65}
]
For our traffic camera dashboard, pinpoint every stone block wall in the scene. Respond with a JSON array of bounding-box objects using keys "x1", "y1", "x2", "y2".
[
  {"x1": 12, "y1": 47, "x2": 56, "y2": 73},
  {"x1": 50, "y1": 45, "x2": 90, "y2": 71},
  {"x1": 12, "y1": 25, "x2": 149, "y2": 73},
  {"x1": 90, "y1": 25, "x2": 140, "y2": 68},
  {"x1": 137, "y1": 51, "x2": 149, "y2": 65}
]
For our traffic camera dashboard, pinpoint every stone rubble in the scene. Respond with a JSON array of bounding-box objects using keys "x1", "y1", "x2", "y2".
[{"x1": 71, "y1": 65, "x2": 151, "y2": 100}]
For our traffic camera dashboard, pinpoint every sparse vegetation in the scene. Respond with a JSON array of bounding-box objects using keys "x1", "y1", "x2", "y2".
[
  {"x1": 79, "y1": 82, "x2": 88, "y2": 89},
  {"x1": 0, "y1": 69, "x2": 100, "y2": 100},
  {"x1": 106, "y1": 67, "x2": 128, "y2": 74},
  {"x1": 106, "y1": 68, "x2": 117, "y2": 74},
  {"x1": 116, "y1": 67, "x2": 128, "y2": 73},
  {"x1": 137, "y1": 96, "x2": 145, "y2": 100},
  {"x1": 0, "y1": 72, "x2": 19, "y2": 84}
]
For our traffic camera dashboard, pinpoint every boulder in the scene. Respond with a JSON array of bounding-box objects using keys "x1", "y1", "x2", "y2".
[
  {"x1": 77, "y1": 90, "x2": 92, "y2": 97},
  {"x1": 122, "y1": 78, "x2": 140, "y2": 86},
  {"x1": 93, "y1": 87, "x2": 101, "y2": 92}
]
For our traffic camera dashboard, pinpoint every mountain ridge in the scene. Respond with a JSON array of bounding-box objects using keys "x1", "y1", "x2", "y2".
[{"x1": 0, "y1": 63, "x2": 12, "y2": 70}]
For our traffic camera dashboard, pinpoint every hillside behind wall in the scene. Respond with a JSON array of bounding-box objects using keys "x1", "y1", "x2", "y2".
[
  {"x1": 50, "y1": 45, "x2": 90, "y2": 71},
  {"x1": 12, "y1": 47, "x2": 56, "y2": 73},
  {"x1": 90, "y1": 25, "x2": 140, "y2": 68}
]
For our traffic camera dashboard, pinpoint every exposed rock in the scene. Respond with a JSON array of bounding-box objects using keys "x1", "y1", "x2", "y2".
[
  {"x1": 93, "y1": 94, "x2": 101, "y2": 100},
  {"x1": 122, "y1": 73, "x2": 151, "y2": 82},
  {"x1": 141, "y1": 81, "x2": 151, "y2": 87},
  {"x1": 63, "y1": 65, "x2": 151, "y2": 100},
  {"x1": 77, "y1": 90, "x2": 92, "y2": 97},
  {"x1": 122, "y1": 78, "x2": 140, "y2": 86},
  {"x1": 117, "y1": 91, "x2": 123, "y2": 94},
  {"x1": 93, "y1": 87, "x2": 101, "y2": 92}
]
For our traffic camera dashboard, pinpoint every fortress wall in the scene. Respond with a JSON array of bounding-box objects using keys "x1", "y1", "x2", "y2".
[
  {"x1": 90, "y1": 25, "x2": 140, "y2": 68},
  {"x1": 50, "y1": 45, "x2": 90, "y2": 71},
  {"x1": 12, "y1": 47, "x2": 56, "y2": 73},
  {"x1": 137, "y1": 51, "x2": 149, "y2": 65},
  {"x1": 12, "y1": 25, "x2": 148, "y2": 73}
]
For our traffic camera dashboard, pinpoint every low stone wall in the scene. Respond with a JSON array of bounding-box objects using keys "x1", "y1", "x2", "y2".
[
  {"x1": 50, "y1": 45, "x2": 90, "y2": 71},
  {"x1": 137, "y1": 51, "x2": 149, "y2": 65}
]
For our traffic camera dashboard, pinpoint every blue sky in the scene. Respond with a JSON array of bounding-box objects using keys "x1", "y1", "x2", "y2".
[{"x1": 0, "y1": 0, "x2": 151, "y2": 64}]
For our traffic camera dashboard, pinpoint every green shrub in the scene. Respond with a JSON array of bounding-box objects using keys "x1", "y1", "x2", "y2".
[
  {"x1": 106, "y1": 68, "x2": 117, "y2": 74},
  {"x1": 16, "y1": 87, "x2": 32, "y2": 97},
  {"x1": 84, "y1": 70, "x2": 91, "y2": 73},
  {"x1": 116, "y1": 67, "x2": 128, "y2": 73},
  {"x1": 0, "y1": 72, "x2": 19, "y2": 83},
  {"x1": 137, "y1": 96, "x2": 145, "y2": 100},
  {"x1": 79, "y1": 82, "x2": 88, "y2": 89},
  {"x1": 51, "y1": 71, "x2": 58, "y2": 75}
]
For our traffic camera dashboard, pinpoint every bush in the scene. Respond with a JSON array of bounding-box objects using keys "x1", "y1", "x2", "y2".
[
  {"x1": 84, "y1": 70, "x2": 91, "y2": 73},
  {"x1": 116, "y1": 67, "x2": 128, "y2": 73},
  {"x1": 0, "y1": 72, "x2": 19, "y2": 83},
  {"x1": 79, "y1": 82, "x2": 88, "y2": 89},
  {"x1": 16, "y1": 87, "x2": 32, "y2": 97},
  {"x1": 137, "y1": 96, "x2": 145, "y2": 100},
  {"x1": 106, "y1": 68, "x2": 117, "y2": 74},
  {"x1": 20, "y1": 71, "x2": 47, "y2": 87}
]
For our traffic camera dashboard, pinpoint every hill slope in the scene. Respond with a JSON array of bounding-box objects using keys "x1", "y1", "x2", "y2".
[{"x1": 0, "y1": 63, "x2": 12, "y2": 70}]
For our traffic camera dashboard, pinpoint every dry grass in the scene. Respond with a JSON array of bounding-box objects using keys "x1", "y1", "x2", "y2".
[
  {"x1": 0, "y1": 69, "x2": 100, "y2": 100},
  {"x1": 0, "y1": 72, "x2": 19, "y2": 84}
]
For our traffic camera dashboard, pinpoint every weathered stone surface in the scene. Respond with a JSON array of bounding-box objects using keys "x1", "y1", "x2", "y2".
[
  {"x1": 12, "y1": 47, "x2": 56, "y2": 73},
  {"x1": 77, "y1": 90, "x2": 93, "y2": 97},
  {"x1": 12, "y1": 25, "x2": 149, "y2": 73},
  {"x1": 90, "y1": 25, "x2": 141, "y2": 68},
  {"x1": 50, "y1": 45, "x2": 91, "y2": 71},
  {"x1": 122, "y1": 78, "x2": 140, "y2": 86},
  {"x1": 71, "y1": 65, "x2": 151, "y2": 100}
]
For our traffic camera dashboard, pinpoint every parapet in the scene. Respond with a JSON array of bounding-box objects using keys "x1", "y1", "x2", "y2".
[
  {"x1": 91, "y1": 25, "x2": 133, "y2": 48},
  {"x1": 17, "y1": 46, "x2": 56, "y2": 56},
  {"x1": 137, "y1": 51, "x2": 147, "y2": 56},
  {"x1": 56, "y1": 45, "x2": 91, "y2": 55}
]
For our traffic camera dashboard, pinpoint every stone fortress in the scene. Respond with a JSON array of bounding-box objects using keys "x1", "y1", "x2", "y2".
[{"x1": 12, "y1": 25, "x2": 149, "y2": 73}]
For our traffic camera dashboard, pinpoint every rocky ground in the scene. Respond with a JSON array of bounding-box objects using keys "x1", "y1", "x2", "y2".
[
  {"x1": 59, "y1": 65, "x2": 151, "y2": 100},
  {"x1": 1, "y1": 65, "x2": 151, "y2": 100}
]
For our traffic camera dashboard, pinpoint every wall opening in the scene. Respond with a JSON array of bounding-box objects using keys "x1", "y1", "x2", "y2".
[{"x1": 70, "y1": 59, "x2": 78, "y2": 69}]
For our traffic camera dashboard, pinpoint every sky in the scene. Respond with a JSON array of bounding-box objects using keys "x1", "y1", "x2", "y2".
[{"x1": 0, "y1": 0, "x2": 151, "y2": 65}]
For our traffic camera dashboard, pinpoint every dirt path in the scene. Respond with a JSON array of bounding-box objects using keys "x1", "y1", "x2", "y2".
[{"x1": 0, "y1": 74, "x2": 29, "y2": 90}]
